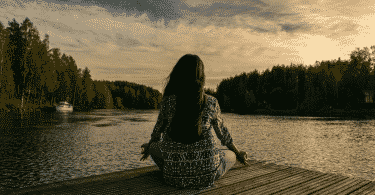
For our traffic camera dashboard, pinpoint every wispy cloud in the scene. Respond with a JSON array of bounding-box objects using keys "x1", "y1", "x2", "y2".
[{"x1": 1, "y1": 0, "x2": 375, "y2": 92}]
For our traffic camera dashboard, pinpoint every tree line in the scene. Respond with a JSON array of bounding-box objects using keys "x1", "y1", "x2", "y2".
[
  {"x1": 212, "y1": 46, "x2": 375, "y2": 115},
  {"x1": 0, "y1": 18, "x2": 162, "y2": 115},
  {"x1": 2, "y1": 17, "x2": 374, "y2": 117}
]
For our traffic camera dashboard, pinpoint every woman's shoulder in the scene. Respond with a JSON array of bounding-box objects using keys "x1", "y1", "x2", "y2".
[
  {"x1": 204, "y1": 94, "x2": 215, "y2": 100},
  {"x1": 204, "y1": 94, "x2": 218, "y2": 105}
]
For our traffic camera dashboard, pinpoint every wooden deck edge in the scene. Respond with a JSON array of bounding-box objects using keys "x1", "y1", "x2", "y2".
[
  {"x1": 3, "y1": 160, "x2": 375, "y2": 195},
  {"x1": 4, "y1": 165, "x2": 160, "y2": 194},
  {"x1": 3, "y1": 160, "x2": 257, "y2": 194}
]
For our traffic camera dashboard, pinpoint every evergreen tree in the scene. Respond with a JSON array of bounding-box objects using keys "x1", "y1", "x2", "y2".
[
  {"x1": 0, "y1": 22, "x2": 15, "y2": 104},
  {"x1": 7, "y1": 19, "x2": 25, "y2": 99}
]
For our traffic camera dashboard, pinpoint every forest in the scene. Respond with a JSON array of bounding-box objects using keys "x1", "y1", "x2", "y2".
[
  {"x1": 0, "y1": 18, "x2": 163, "y2": 116},
  {"x1": 211, "y1": 46, "x2": 375, "y2": 116},
  {"x1": 1, "y1": 17, "x2": 375, "y2": 118}
]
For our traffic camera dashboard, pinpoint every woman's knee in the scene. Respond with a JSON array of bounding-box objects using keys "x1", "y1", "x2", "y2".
[
  {"x1": 223, "y1": 150, "x2": 236, "y2": 160},
  {"x1": 222, "y1": 150, "x2": 237, "y2": 167},
  {"x1": 215, "y1": 150, "x2": 236, "y2": 180}
]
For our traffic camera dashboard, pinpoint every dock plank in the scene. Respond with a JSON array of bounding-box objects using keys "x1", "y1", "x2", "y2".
[
  {"x1": 35, "y1": 173, "x2": 161, "y2": 195},
  {"x1": 3, "y1": 160, "x2": 375, "y2": 195},
  {"x1": 349, "y1": 182, "x2": 375, "y2": 195},
  {"x1": 361, "y1": 182, "x2": 375, "y2": 195},
  {"x1": 4, "y1": 165, "x2": 160, "y2": 195},
  {"x1": 272, "y1": 173, "x2": 334, "y2": 195},
  {"x1": 272, "y1": 173, "x2": 342, "y2": 195},
  {"x1": 339, "y1": 180, "x2": 373, "y2": 195},
  {"x1": 311, "y1": 176, "x2": 365, "y2": 195},
  {"x1": 201, "y1": 167, "x2": 308, "y2": 194},
  {"x1": 236, "y1": 169, "x2": 324, "y2": 195}
]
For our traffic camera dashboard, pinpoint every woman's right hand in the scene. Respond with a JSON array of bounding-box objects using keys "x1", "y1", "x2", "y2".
[
  {"x1": 236, "y1": 151, "x2": 249, "y2": 166},
  {"x1": 140, "y1": 143, "x2": 150, "y2": 161}
]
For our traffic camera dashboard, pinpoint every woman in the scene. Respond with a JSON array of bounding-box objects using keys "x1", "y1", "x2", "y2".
[{"x1": 140, "y1": 54, "x2": 249, "y2": 189}]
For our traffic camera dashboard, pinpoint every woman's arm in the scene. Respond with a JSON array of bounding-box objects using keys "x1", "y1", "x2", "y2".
[
  {"x1": 149, "y1": 97, "x2": 168, "y2": 143},
  {"x1": 140, "y1": 98, "x2": 166, "y2": 161},
  {"x1": 211, "y1": 99, "x2": 233, "y2": 146},
  {"x1": 211, "y1": 99, "x2": 249, "y2": 165},
  {"x1": 226, "y1": 142, "x2": 240, "y2": 156}
]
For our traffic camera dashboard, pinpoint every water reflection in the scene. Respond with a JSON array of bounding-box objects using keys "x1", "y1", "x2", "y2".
[
  {"x1": 0, "y1": 122, "x2": 46, "y2": 189},
  {"x1": 224, "y1": 115, "x2": 375, "y2": 181}
]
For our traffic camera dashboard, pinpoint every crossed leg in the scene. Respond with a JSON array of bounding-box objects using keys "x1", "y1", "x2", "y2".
[
  {"x1": 148, "y1": 142, "x2": 237, "y2": 180},
  {"x1": 215, "y1": 149, "x2": 237, "y2": 180}
]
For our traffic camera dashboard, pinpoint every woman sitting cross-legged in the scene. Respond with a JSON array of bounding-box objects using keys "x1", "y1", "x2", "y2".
[{"x1": 140, "y1": 54, "x2": 249, "y2": 189}]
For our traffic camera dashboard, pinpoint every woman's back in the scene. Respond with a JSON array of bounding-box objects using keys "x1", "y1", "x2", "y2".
[
  {"x1": 150, "y1": 94, "x2": 234, "y2": 188},
  {"x1": 141, "y1": 54, "x2": 247, "y2": 189}
]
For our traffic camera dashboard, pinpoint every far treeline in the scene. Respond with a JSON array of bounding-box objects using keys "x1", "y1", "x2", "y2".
[
  {"x1": 0, "y1": 18, "x2": 163, "y2": 115},
  {"x1": 208, "y1": 46, "x2": 375, "y2": 116}
]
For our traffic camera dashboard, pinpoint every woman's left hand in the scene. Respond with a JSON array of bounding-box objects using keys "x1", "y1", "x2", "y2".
[
  {"x1": 237, "y1": 151, "x2": 250, "y2": 166},
  {"x1": 140, "y1": 142, "x2": 150, "y2": 161}
]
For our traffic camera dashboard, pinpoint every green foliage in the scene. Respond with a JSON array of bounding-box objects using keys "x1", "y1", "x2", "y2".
[
  {"x1": 0, "y1": 18, "x2": 162, "y2": 113},
  {"x1": 216, "y1": 48, "x2": 375, "y2": 114},
  {"x1": 109, "y1": 81, "x2": 162, "y2": 110},
  {"x1": 0, "y1": 22, "x2": 15, "y2": 101}
]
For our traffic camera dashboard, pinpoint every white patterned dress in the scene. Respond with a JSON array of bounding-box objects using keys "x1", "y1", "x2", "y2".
[{"x1": 149, "y1": 94, "x2": 234, "y2": 188}]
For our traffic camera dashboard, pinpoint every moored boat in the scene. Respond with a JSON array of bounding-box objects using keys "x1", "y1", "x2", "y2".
[{"x1": 56, "y1": 101, "x2": 73, "y2": 112}]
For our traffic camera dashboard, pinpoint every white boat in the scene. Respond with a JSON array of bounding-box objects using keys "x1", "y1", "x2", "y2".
[{"x1": 56, "y1": 101, "x2": 73, "y2": 112}]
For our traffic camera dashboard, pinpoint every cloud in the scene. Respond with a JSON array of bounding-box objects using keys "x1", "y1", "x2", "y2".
[
  {"x1": 2, "y1": 0, "x2": 375, "y2": 92},
  {"x1": 96, "y1": 67, "x2": 167, "y2": 76},
  {"x1": 280, "y1": 24, "x2": 303, "y2": 32},
  {"x1": 39, "y1": 0, "x2": 185, "y2": 22},
  {"x1": 181, "y1": 0, "x2": 267, "y2": 18},
  {"x1": 115, "y1": 33, "x2": 143, "y2": 47}
]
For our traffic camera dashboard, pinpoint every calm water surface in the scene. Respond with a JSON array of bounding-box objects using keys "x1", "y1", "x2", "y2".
[{"x1": 0, "y1": 109, "x2": 374, "y2": 190}]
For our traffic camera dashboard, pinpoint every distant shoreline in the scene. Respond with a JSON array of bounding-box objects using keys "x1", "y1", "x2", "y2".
[
  {"x1": 1, "y1": 104, "x2": 374, "y2": 120},
  {"x1": 0, "y1": 104, "x2": 159, "y2": 117},
  {"x1": 222, "y1": 108, "x2": 375, "y2": 119}
]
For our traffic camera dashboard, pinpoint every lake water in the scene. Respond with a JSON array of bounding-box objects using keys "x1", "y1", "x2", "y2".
[{"x1": 0, "y1": 109, "x2": 374, "y2": 191}]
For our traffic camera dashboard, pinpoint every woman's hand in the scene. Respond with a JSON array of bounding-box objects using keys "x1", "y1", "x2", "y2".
[
  {"x1": 226, "y1": 142, "x2": 250, "y2": 166},
  {"x1": 140, "y1": 142, "x2": 150, "y2": 161},
  {"x1": 236, "y1": 151, "x2": 249, "y2": 166}
]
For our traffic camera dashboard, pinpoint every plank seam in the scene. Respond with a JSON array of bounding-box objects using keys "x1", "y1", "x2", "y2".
[
  {"x1": 203, "y1": 168, "x2": 307, "y2": 195},
  {"x1": 268, "y1": 173, "x2": 328, "y2": 194}
]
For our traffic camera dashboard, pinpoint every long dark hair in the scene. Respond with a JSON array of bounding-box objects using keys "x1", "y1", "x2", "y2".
[{"x1": 162, "y1": 54, "x2": 207, "y2": 144}]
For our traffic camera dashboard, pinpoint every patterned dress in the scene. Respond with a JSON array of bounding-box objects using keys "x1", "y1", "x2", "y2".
[{"x1": 149, "y1": 94, "x2": 234, "y2": 188}]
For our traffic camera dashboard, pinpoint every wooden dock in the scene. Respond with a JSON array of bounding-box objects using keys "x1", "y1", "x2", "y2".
[{"x1": 4, "y1": 160, "x2": 375, "y2": 195}]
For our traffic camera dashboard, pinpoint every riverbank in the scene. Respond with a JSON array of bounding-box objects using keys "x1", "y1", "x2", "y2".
[
  {"x1": 0, "y1": 101, "x2": 54, "y2": 117},
  {"x1": 255, "y1": 108, "x2": 375, "y2": 118},
  {"x1": 223, "y1": 108, "x2": 375, "y2": 119},
  {"x1": 2, "y1": 101, "x2": 374, "y2": 120},
  {"x1": 0, "y1": 102, "x2": 158, "y2": 121}
]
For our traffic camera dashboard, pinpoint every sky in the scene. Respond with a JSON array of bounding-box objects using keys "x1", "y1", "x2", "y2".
[{"x1": 1, "y1": 0, "x2": 375, "y2": 93}]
